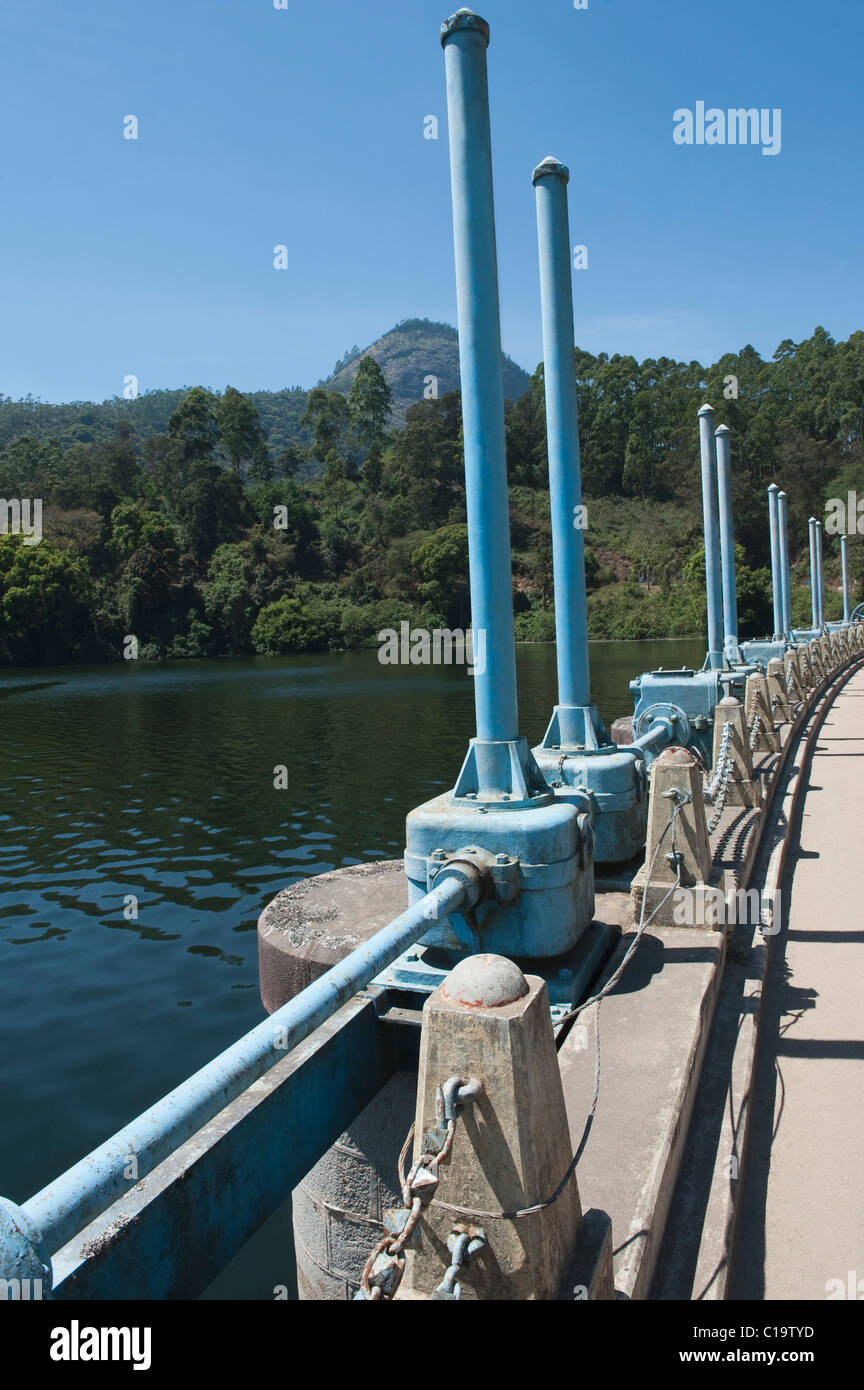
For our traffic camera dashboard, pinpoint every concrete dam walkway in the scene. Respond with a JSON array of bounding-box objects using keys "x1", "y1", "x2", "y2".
[{"x1": 731, "y1": 665, "x2": 864, "y2": 1299}]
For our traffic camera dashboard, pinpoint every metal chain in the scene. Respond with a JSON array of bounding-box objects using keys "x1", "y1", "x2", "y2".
[
  {"x1": 354, "y1": 1076, "x2": 477, "y2": 1300},
  {"x1": 703, "y1": 720, "x2": 733, "y2": 804},
  {"x1": 748, "y1": 710, "x2": 763, "y2": 751},
  {"x1": 706, "y1": 736, "x2": 735, "y2": 833}
]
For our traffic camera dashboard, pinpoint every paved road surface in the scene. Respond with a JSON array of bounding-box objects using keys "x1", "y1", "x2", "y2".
[{"x1": 731, "y1": 667, "x2": 864, "y2": 1299}]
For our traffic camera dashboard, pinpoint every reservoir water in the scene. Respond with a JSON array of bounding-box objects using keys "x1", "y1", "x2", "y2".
[{"x1": 0, "y1": 638, "x2": 704, "y2": 1285}]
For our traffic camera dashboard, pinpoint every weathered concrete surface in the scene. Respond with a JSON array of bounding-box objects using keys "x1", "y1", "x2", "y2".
[
  {"x1": 559, "y1": 922, "x2": 725, "y2": 1300},
  {"x1": 730, "y1": 664, "x2": 864, "y2": 1299},
  {"x1": 258, "y1": 860, "x2": 407, "y2": 1011},
  {"x1": 630, "y1": 747, "x2": 713, "y2": 927},
  {"x1": 400, "y1": 961, "x2": 586, "y2": 1301}
]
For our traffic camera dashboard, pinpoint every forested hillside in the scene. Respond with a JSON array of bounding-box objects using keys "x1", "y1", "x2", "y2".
[{"x1": 0, "y1": 326, "x2": 861, "y2": 668}]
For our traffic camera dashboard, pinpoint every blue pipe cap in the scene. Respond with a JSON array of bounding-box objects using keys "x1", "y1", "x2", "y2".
[
  {"x1": 715, "y1": 423, "x2": 730, "y2": 436},
  {"x1": 698, "y1": 402, "x2": 715, "y2": 417},
  {"x1": 441, "y1": 9, "x2": 490, "y2": 46},
  {"x1": 532, "y1": 156, "x2": 570, "y2": 185}
]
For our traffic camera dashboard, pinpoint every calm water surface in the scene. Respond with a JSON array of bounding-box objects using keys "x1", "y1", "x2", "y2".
[{"x1": 0, "y1": 640, "x2": 703, "y2": 1272}]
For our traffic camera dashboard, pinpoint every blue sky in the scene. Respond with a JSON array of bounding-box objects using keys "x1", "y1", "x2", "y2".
[{"x1": 1, "y1": 0, "x2": 861, "y2": 404}]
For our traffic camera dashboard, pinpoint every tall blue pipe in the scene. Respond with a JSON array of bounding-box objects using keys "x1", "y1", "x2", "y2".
[
  {"x1": 815, "y1": 519, "x2": 825, "y2": 628},
  {"x1": 533, "y1": 156, "x2": 590, "y2": 710},
  {"x1": 841, "y1": 534, "x2": 851, "y2": 624},
  {"x1": 715, "y1": 424, "x2": 740, "y2": 662},
  {"x1": 441, "y1": 9, "x2": 518, "y2": 745},
  {"x1": 778, "y1": 490, "x2": 792, "y2": 636},
  {"x1": 699, "y1": 404, "x2": 724, "y2": 667},
  {"x1": 767, "y1": 484, "x2": 783, "y2": 640},
  {"x1": 808, "y1": 518, "x2": 819, "y2": 630}
]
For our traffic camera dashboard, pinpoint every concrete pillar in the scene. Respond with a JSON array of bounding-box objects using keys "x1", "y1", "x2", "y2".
[
  {"x1": 808, "y1": 637, "x2": 826, "y2": 685},
  {"x1": 630, "y1": 747, "x2": 713, "y2": 927},
  {"x1": 768, "y1": 657, "x2": 794, "y2": 722},
  {"x1": 397, "y1": 954, "x2": 613, "y2": 1300},
  {"x1": 819, "y1": 633, "x2": 834, "y2": 672},
  {"x1": 784, "y1": 651, "x2": 805, "y2": 707},
  {"x1": 745, "y1": 671, "x2": 779, "y2": 753},
  {"x1": 713, "y1": 695, "x2": 761, "y2": 808}
]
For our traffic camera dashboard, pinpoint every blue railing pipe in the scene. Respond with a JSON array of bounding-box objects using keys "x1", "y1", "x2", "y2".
[
  {"x1": 533, "y1": 156, "x2": 590, "y2": 709},
  {"x1": 20, "y1": 870, "x2": 475, "y2": 1257},
  {"x1": 698, "y1": 404, "x2": 724, "y2": 667},
  {"x1": 441, "y1": 9, "x2": 518, "y2": 743}
]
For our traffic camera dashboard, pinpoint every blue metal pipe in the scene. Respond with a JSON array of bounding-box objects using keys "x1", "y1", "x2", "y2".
[
  {"x1": 715, "y1": 424, "x2": 740, "y2": 663},
  {"x1": 533, "y1": 156, "x2": 590, "y2": 709},
  {"x1": 442, "y1": 10, "x2": 518, "y2": 744},
  {"x1": 809, "y1": 518, "x2": 819, "y2": 630},
  {"x1": 815, "y1": 520, "x2": 825, "y2": 628},
  {"x1": 842, "y1": 534, "x2": 851, "y2": 624},
  {"x1": 778, "y1": 490, "x2": 792, "y2": 636},
  {"x1": 21, "y1": 871, "x2": 472, "y2": 1256},
  {"x1": 698, "y1": 404, "x2": 724, "y2": 667},
  {"x1": 631, "y1": 716, "x2": 676, "y2": 756},
  {"x1": 767, "y1": 485, "x2": 783, "y2": 639}
]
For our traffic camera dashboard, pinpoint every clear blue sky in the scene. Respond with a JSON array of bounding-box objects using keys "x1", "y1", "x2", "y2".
[{"x1": 1, "y1": 0, "x2": 861, "y2": 404}]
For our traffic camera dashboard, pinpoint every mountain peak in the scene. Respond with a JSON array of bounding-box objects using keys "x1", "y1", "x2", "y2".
[{"x1": 322, "y1": 317, "x2": 531, "y2": 422}]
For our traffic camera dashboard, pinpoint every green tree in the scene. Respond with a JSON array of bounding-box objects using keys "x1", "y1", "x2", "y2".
[{"x1": 215, "y1": 387, "x2": 269, "y2": 478}]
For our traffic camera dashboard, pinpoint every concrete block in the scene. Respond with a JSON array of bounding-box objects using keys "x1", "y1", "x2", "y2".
[
  {"x1": 399, "y1": 955, "x2": 594, "y2": 1300},
  {"x1": 257, "y1": 860, "x2": 407, "y2": 1012}
]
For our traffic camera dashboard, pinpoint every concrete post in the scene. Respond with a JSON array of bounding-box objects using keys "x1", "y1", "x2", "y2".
[
  {"x1": 767, "y1": 657, "x2": 794, "y2": 723},
  {"x1": 808, "y1": 518, "x2": 820, "y2": 632},
  {"x1": 698, "y1": 405, "x2": 724, "y2": 668},
  {"x1": 713, "y1": 695, "x2": 761, "y2": 808},
  {"x1": 841, "y1": 534, "x2": 851, "y2": 625},
  {"x1": 745, "y1": 671, "x2": 779, "y2": 753},
  {"x1": 819, "y1": 633, "x2": 834, "y2": 673},
  {"x1": 784, "y1": 650, "x2": 805, "y2": 706},
  {"x1": 796, "y1": 644, "x2": 815, "y2": 691},
  {"x1": 397, "y1": 954, "x2": 613, "y2": 1300},
  {"x1": 715, "y1": 424, "x2": 741, "y2": 663},
  {"x1": 767, "y1": 485, "x2": 783, "y2": 640},
  {"x1": 808, "y1": 637, "x2": 826, "y2": 685},
  {"x1": 778, "y1": 490, "x2": 792, "y2": 637},
  {"x1": 630, "y1": 748, "x2": 713, "y2": 927}
]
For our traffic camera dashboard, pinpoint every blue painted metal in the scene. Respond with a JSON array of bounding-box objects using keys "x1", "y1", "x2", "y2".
[
  {"x1": 440, "y1": 8, "x2": 523, "y2": 797},
  {"x1": 629, "y1": 667, "x2": 724, "y2": 766},
  {"x1": 3, "y1": 871, "x2": 471, "y2": 1271},
  {"x1": 49, "y1": 995, "x2": 399, "y2": 1300},
  {"x1": 715, "y1": 424, "x2": 742, "y2": 664},
  {"x1": 767, "y1": 485, "x2": 783, "y2": 640},
  {"x1": 809, "y1": 517, "x2": 820, "y2": 631},
  {"x1": 404, "y1": 11, "x2": 593, "y2": 956},
  {"x1": 815, "y1": 519, "x2": 825, "y2": 629},
  {"x1": 841, "y1": 534, "x2": 851, "y2": 624},
  {"x1": 528, "y1": 154, "x2": 651, "y2": 864},
  {"x1": 404, "y1": 803, "x2": 593, "y2": 957},
  {"x1": 698, "y1": 404, "x2": 724, "y2": 669},
  {"x1": 531, "y1": 156, "x2": 590, "y2": 713},
  {"x1": 778, "y1": 490, "x2": 792, "y2": 637}
]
